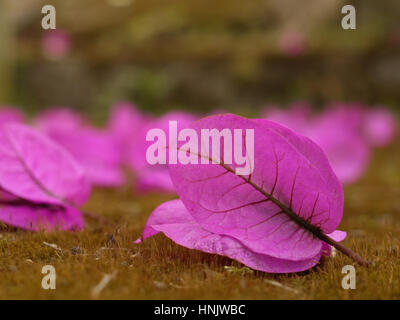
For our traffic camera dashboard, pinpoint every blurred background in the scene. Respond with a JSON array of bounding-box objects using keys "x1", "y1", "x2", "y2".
[
  {"x1": 1, "y1": 1, "x2": 400, "y2": 300},
  {"x1": 1, "y1": 0, "x2": 400, "y2": 120}
]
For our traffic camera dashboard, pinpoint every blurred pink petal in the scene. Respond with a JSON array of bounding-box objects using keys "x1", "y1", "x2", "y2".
[
  {"x1": 363, "y1": 107, "x2": 397, "y2": 147},
  {"x1": 321, "y1": 103, "x2": 366, "y2": 134},
  {"x1": 83, "y1": 161, "x2": 125, "y2": 187},
  {"x1": 129, "y1": 111, "x2": 197, "y2": 193},
  {"x1": 0, "y1": 107, "x2": 25, "y2": 125},
  {"x1": 309, "y1": 113, "x2": 370, "y2": 185},
  {"x1": 42, "y1": 30, "x2": 72, "y2": 59},
  {"x1": 0, "y1": 203, "x2": 84, "y2": 231},
  {"x1": 0, "y1": 123, "x2": 91, "y2": 206},
  {"x1": 279, "y1": 31, "x2": 306, "y2": 57},
  {"x1": 262, "y1": 102, "x2": 313, "y2": 134},
  {"x1": 134, "y1": 169, "x2": 175, "y2": 193},
  {"x1": 35, "y1": 107, "x2": 84, "y2": 132},
  {"x1": 262, "y1": 102, "x2": 395, "y2": 184},
  {"x1": 108, "y1": 101, "x2": 150, "y2": 164},
  {"x1": 0, "y1": 124, "x2": 89, "y2": 231},
  {"x1": 43, "y1": 127, "x2": 124, "y2": 187},
  {"x1": 35, "y1": 108, "x2": 124, "y2": 187}
]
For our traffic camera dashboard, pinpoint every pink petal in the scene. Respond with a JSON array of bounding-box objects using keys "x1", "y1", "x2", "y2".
[
  {"x1": 35, "y1": 108, "x2": 84, "y2": 132},
  {"x1": 108, "y1": 101, "x2": 150, "y2": 164},
  {"x1": 168, "y1": 114, "x2": 343, "y2": 261},
  {"x1": 309, "y1": 112, "x2": 370, "y2": 185},
  {"x1": 0, "y1": 123, "x2": 91, "y2": 206},
  {"x1": 83, "y1": 161, "x2": 125, "y2": 187},
  {"x1": 262, "y1": 102, "x2": 312, "y2": 135},
  {"x1": 279, "y1": 31, "x2": 306, "y2": 57},
  {"x1": 134, "y1": 169, "x2": 175, "y2": 193},
  {"x1": 129, "y1": 111, "x2": 197, "y2": 192},
  {"x1": 0, "y1": 107, "x2": 25, "y2": 125},
  {"x1": 39, "y1": 122, "x2": 124, "y2": 187},
  {"x1": 322, "y1": 230, "x2": 347, "y2": 256},
  {"x1": 42, "y1": 30, "x2": 72, "y2": 59},
  {"x1": 363, "y1": 107, "x2": 397, "y2": 148},
  {"x1": 0, "y1": 204, "x2": 84, "y2": 231},
  {"x1": 136, "y1": 200, "x2": 322, "y2": 273}
]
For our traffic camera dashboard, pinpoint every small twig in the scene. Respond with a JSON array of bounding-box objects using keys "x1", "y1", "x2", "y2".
[
  {"x1": 264, "y1": 279, "x2": 301, "y2": 294},
  {"x1": 43, "y1": 241, "x2": 62, "y2": 251},
  {"x1": 91, "y1": 271, "x2": 118, "y2": 299},
  {"x1": 319, "y1": 233, "x2": 370, "y2": 266}
]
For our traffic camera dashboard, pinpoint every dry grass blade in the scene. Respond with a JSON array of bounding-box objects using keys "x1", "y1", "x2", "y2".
[
  {"x1": 91, "y1": 271, "x2": 118, "y2": 299},
  {"x1": 264, "y1": 279, "x2": 301, "y2": 294}
]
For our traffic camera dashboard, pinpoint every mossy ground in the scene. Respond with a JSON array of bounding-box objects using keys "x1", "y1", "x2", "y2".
[{"x1": 0, "y1": 143, "x2": 399, "y2": 300}]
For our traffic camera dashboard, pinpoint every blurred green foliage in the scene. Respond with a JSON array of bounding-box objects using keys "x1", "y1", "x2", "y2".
[{"x1": 1, "y1": 0, "x2": 400, "y2": 118}]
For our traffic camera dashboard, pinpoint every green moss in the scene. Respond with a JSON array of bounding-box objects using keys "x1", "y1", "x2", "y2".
[{"x1": 0, "y1": 145, "x2": 399, "y2": 299}]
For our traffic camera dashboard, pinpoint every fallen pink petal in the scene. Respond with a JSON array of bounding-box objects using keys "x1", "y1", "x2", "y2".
[
  {"x1": 0, "y1": 107, "x2": 25, "y2": 126},
  {"x1": 0, "y1": 123, "x2": 90, "y2": 231},
  {"x1": 129, "y1": 111, "x2": 197, "y2": 193},
  {"x1": 363, "y1": 107, "x2": 397, "y2": 147},
  {"x1": 36, "y1": 111, "x2": 125, "y2": 187},
  {"x1": 136, "y1": 114, "x2": 367, "y2": 273},
  {"x1": 108, "y1": 101, "x2": 150, "y2": 164},
  {"x1": 41, "y1": 29, "x2": 72, "y2": 59},
  {"x1": 136, "y1": 199, "x2": 345, "y2": 273}
]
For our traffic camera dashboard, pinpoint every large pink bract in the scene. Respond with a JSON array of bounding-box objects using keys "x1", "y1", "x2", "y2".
[
  {"x1": 136, "y1": 114, "x2": 347, "y2": 273},
  {"x1": 0, "y1": 123, "x2": 90, "y2": 231}
]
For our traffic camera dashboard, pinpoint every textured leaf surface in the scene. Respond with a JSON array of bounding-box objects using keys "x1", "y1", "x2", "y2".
[
  {"x1": 169, "y1": 114, "x2": 344, "y2": 261},
  {"x1": 0, "y1": 123, "x2": 90, "y2": 206}
]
